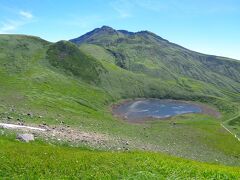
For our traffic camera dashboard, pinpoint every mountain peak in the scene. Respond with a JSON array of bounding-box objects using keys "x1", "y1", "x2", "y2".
[
  {"x1": 70, "y1": 26, "x2": 168, "y2": 45},
  {"x1": 70, "y1": 25, "x2": 120, "y2": 44},
  {"x1": 100, "y1": 25, "x2": 115, "y2": 31},
  {"x1": 97, "y1": 25, "x2": 119, "y2": 34}
]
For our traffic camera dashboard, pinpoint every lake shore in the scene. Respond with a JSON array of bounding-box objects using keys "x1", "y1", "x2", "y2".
[{"x1": 111, "y1": 98, "x2": 221, "y2": 123}]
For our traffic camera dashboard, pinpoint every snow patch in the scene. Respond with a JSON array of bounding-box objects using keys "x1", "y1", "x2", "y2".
[{"x1": 0, "y1": 123, "x2": 46, "y2": 131}]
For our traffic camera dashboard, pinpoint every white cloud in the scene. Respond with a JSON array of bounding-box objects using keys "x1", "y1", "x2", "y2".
[
  {"x1": 0, "y1": 22, "x2": 17, "y2": 33},
  {"x1": 19, "y1": 10, "x2": 33, "y2": 19},
  {"x1": 0, "y1": 20, "x2": 22, "y2": 33},
  {"x1": 0, "y1": 10, "x2": 34, "y2": 34}
]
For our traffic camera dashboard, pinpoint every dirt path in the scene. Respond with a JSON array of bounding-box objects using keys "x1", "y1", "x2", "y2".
[
  {"x1": 221, "y1": 124, "x2": 240, "y2": 142},
  {"x1": 221, "y1": 113, "x2": 240, "y2": 142}
]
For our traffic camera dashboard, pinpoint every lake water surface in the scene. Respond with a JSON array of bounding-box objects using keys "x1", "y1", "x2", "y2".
[{"x1": 113, "y1": 99, "x2": 202, "y2": 121}]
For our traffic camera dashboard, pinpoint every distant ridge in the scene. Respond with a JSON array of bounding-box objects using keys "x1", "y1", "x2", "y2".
[
  {"x1": 70, "y1": 26, "x2": 240, "y2": 94},
  {"x1": 70, "y1": 25, "x2": 168, "y2": 44}
]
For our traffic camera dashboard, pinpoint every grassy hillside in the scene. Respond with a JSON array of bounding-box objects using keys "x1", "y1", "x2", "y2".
[
  {"x1": 47, "y1": 41, "x2": 106, "y2": 83},
  {"x1": 0, "y1": 31, "x2": 240, "y2": 178},
  {"x1": 71, "y1": 26, "x2": 240, "y2": 95},
  {"x1": 71, "y1": 26, "x2": 240, "y2": 138},
  {"x1": 0, "y1": 136, "x2": 240, "y2": 179}
]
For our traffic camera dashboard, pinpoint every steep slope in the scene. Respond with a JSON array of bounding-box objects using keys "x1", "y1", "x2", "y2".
[
  {"x1": 47, "y1": 41, "x2": 106, "y2": 84},
  {"x1": 46, "y1": 38, "x2": 224, "y2": 100},
  {"x1": 70, "y1": 26, "x2": 240, "y2": 95},
  {"x1": 78, "y1": 43, "x2": 227, "y2": 100}
]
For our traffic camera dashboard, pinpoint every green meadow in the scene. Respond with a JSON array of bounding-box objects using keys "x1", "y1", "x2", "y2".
[{"x1": 0, "y1": 29, "x2": 239, "y2": 178}]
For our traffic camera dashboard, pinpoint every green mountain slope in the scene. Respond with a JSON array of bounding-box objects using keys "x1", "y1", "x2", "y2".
[
  {"x1": 70, "y1": 26, "x2": 240, "y2": 137},
  {"x1": 47, "y1": 41, "x2": 106, "y2": 83},
  {"x1": 70, "y1": 26, "x2": 240, "y2": 95},
  {"x1": 0, "y1": 29, "x2": 240, "y2": 178}
]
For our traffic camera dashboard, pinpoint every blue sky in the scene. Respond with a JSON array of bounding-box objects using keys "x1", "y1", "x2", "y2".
[{"x1": 0, "y1": 0, "x2": 240, "y2": 60}]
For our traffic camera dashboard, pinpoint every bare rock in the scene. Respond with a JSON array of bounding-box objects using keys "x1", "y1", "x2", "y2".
[{"x1": 16, "y1": 134, "x2": 35, "y2": 143}]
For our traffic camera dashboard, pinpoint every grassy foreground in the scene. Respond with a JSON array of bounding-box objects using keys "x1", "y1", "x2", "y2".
[{"x1": 0, "y1": 136, "x2": 239, "y2": 179}]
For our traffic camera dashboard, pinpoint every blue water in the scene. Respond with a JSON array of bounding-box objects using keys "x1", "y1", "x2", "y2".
[{"x1": 113, "y1": 99, "x2": 202, "y2": 120}]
